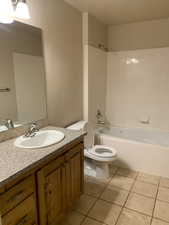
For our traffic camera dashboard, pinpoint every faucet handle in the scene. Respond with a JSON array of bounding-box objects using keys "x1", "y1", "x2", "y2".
[
  {"x1": 31, "y1": 122, "x2": 39, "y2": 131},
  {"x1": 96, "y1": 110, "x2": 105, "y2": 125},
  {"x1": 4, "y1": 119, "x2": 14, "y2": 129},
  {"x1": 31, "y1": 122, "x2": 37, "y2": 127},
  {"x1": 25, "y1": 122, "x2": 39, "y2": 138}
]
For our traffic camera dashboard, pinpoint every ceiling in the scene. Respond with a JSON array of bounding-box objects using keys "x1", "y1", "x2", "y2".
[{"x1": 64, "y1": 0, "x2": 169, "y2": 25}]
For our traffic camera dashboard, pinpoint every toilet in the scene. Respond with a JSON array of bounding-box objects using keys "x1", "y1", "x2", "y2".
[{"x1": 67, "y1": 121, "x2": 117, "y2": 179}]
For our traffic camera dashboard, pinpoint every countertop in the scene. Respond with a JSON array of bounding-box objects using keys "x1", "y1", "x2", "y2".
[{"x1": 0, "y1": 126, "x2": 85, "y2": 188}]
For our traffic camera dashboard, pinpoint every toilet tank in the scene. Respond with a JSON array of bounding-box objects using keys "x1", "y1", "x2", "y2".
[
  {"x1": 67, "y1": 121, "x2": 88, "y2": 132},
  {"x1": 67, "y1": 121, "x2": 94, "y2": 149}
]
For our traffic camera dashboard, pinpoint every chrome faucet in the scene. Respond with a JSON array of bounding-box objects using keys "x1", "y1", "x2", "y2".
[
  {"x1": 1, "y1": 119, "x2": 14, "y2": 129},
  {"x1": 25, "y1": 122, "x2": 39, "y2": 138},
  {"x1": 5, "y1": 119, "x2": 14, "y2": 129},
  {"x1": 96, "y1": 110, "x2": 105, "y2": 125}
]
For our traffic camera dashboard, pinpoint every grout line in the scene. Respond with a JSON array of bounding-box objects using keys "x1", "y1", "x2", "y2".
[
  {"x1": 97, "y1": 169, "x2": 118, "y2": 198},
  {"x1": 150, "y1": 176, "x2": 160, "y2": 225},
  {"x1": 87, "y1": 215, "x2": 108, "y2": 224},
  {"x1": 85, "y1": 197, "x2": 98, "y2": 216},
  {"x1": 123, "y1": 176, "x2": 156, "y2": 219},
  {"x1": 130, "y1": 190, "x2": 157, "y2": 200},
  {"x1": 83, "y1": 168, "x2": 169, "y2": 225},
  {"x1": 123, "y1": 206, "x2": 152, "y2": 218},
  {"x1": 80, "y1": 215, "x2": 87, "y2": 225},
  {"x1": 155, "y1": 198, "x2": 169, "y2": 205},
  {"x1": 134, "y1": 179, "x2": 159, "y2": 186},
  {"x1": 84, "y1": 168, "x2": 119, "y2": 217},
  {"x1": 152, "y1": 217, "x2": 169, "y2": 224},
  {"x1": 114, "y1": 172, "x2": 138, "y2": 225},
  {"x1": 81, "y1": 167, "x2": 120, "y2": 222},
  {"x1": 135, "y1": 180, "x2": 160, "y2": 186},
  {"x1": 98, "y1": 191, "x2": 156, "y2": 208},
  {"x1": 84, "y1": 169, "x2": 117, "y2": 199}
]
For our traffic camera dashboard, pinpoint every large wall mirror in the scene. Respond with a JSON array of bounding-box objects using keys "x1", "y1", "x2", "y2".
[{"x1": 0, "y1": 21, "x2": 47, "y2": 132}]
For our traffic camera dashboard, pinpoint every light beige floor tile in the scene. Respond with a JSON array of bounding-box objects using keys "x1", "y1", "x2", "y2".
[
  {"x1": 117, "y1": 168, "x2": 138, "y2": 179},
  {"x1": 116, "y1": 208, "x2": 151, "y2": 225},
  {"x1": 85, "y1": 175, "x2": 110, "y2": 185},
  {"x1": 125, "y1": 193, "x2": 155, "y2": 216},
  {"x1": 74, "y1": 194, "x2": 97, "y2": 215},
  {"x1": 85, "y1": 177, "x2": 106, "y2": 198},
  {"x1": 160, "y1": 178, "x2": 169, "y2": 188},
  {"x1": 101, "y1": 185, "x2": 129, "y2": 206},
  {"x1": 137, "y1": 173, "x2": 160, "y2": 185},
  {"x1": 82, "y1": 217, "x2": 105, "y2": 225},
  {"x1": 109, "y1": 165, "x2": 118, "y2": 176},
  {"x1": 61, "y1": 211, "x2": 85, "y2": 225},
  {"x1": 132, "y1": 181, "x2": 158, "y2": 198},
  {"x1": 109, "y1": 175, "x2": 134, "y2": 191},
  {"x1": 152, "y1": 218, "x2": 169, "y2": 225},
  {"x1": 154, "y1": 200, "x2": 169, "y2": 222},
  {"x1": 88, "y1": 199, "x2": 122, "y2": 225},
  {"x1": 157, "y1": 187, "x2": 169, "y2": 203}
]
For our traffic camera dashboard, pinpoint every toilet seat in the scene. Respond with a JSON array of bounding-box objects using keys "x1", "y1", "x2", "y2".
[
  {"x1": 91, "y1": 145, "x2": 117, "y2": 158},
  {"x1": 84, "y1": 145, "x2": 117, "y2": 162}
]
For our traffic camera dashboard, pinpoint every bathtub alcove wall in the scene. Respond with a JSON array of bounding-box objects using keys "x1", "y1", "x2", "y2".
[{"x1": 83, "y1": 15, "x2": 169, "y2": 177}]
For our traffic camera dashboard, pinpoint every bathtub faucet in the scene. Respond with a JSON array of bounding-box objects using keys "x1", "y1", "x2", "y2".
[{"x1": 96, "y1": 110, "x2": 105, "y2": 125}]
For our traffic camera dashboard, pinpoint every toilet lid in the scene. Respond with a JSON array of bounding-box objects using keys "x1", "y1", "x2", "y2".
[{"x1": 89, "y1": 145, "x2": 117, "y2": 158}]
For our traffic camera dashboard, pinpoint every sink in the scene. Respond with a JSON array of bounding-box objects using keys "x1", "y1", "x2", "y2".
[{"x1": 14, "y1": 130, "x2": 65, "y2": 149}]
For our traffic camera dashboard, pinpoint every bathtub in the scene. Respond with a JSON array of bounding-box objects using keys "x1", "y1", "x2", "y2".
[{"x1": 95, "y1": 127, "x2": 169, "y2": 177}]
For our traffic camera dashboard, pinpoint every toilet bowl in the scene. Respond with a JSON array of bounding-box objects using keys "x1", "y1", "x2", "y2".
[
  {"x1": 84, "y1": 145, "x2": 117, "y2": 178},
  {"x1": 67, "y1": 121, "x2": 117, "y2": 179},
  {"x1": 84, "y1": 145, "x2": 117, "y2": 162}
]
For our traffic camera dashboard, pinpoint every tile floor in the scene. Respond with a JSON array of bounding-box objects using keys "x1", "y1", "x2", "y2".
[{"x1": 61, "y1": 166, "x2": 169, "y2": 225}]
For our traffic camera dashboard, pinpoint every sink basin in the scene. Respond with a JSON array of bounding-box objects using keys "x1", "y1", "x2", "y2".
[{"x1": 14, "y1": 130, "x2": 65, "y2": 149}]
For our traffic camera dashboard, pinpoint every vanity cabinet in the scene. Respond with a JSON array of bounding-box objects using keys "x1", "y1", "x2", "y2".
[
  {"x1": 0, "y1": 139, "x2": 84, "y2": 225},
  {"x1": 0, "y1": 175, "x2": 38, "y2": 225},
  {"x1": 2, "y1": 195, "x2": 37, "y2": 225},
  {"x1": 37, "y1": 143, "x2": 84, "y2": 225}
]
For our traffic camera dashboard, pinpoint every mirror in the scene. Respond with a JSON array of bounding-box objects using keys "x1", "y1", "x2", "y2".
[{"x1": 0, "y1": 21, "x2": 47, "y2": 132}]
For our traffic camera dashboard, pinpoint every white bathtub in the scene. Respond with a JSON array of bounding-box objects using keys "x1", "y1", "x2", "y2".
[{"x1": 95, "y1": 127, "x2": 169, "y2": 177}]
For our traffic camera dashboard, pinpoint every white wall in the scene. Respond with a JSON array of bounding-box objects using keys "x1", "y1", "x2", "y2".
[
  {"x1": 83, "y1": 45, "x2": 107, "y2": 147},
  {"x1": 88, "y1": 15, "x2": 108, "y2": 49},
  {"x1": 17, "y1": 0, "x2": 83, "y2": 127},
  {"x1": 106, "y1": 47, "x2": 169, "y2": 130},
  {"x1": 82, "y1": 13, "x2": 107, "y2": 147},
  {"x1": 83, "y1": 13, "x2": 107, "y2": 124},
  {"x1": 88, "y1": 46, "x2": 107, "y2": 124},
  {"x1": 83, "y1": 13, "x2": 108, "y2": 48},
  {"x1": 108, "y1": 18, "x2": 169, "y2": 51}
]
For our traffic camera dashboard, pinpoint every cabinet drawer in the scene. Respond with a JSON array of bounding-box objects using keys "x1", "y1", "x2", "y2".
[
  {"x1": 2, "y1": 194, "x2": 37, "y2": 225},
  {"x1": 0, "y1": 175, "x2": 35, "y2": 215}
]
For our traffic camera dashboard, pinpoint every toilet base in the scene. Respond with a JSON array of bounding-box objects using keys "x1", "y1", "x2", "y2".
[
  {"x1": 84, "y1": 158, "x2": 111, "y2": 179},
  {"x1": 95, "y1": 162, "x2": 110, "y2": 179}
]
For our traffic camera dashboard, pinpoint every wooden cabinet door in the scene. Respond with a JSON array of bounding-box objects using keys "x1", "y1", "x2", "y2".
[
  {"x1": 70, "y1": 151, "x2": 82, "y2": 200},
  {"x1": 64, "y1": 144, "x2": 84, "y2": 207},
  {"x1": 37, "y1": 156, "x2": 64, "y2": 225},
  {"x1": 37, "y1": 144, "x2": 84, "y2": 225}
]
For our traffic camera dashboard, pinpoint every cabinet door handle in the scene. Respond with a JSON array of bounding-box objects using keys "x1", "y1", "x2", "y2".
[
  {"x1": 7, "y1": 190, "x2": 23, "y2": 202},
  {"x1": 15, "y1": 214, "x2": 28, "y2": 225}
]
